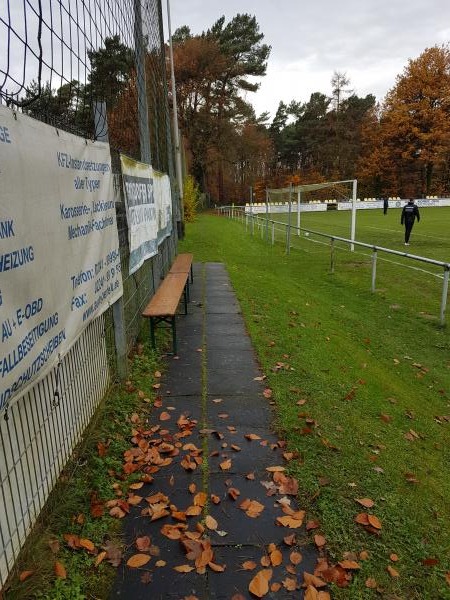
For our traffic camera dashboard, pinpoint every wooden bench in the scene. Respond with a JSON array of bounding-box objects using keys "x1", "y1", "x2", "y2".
[
  {"x1": 142, "y1": 254, "x2": 193, "y2": 354},
  {"x1": 168, "y1": 252, "x2": 193, "y2": 301}
]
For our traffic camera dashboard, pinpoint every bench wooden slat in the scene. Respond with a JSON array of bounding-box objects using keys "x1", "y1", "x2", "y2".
[
  {"x1": 142, "y1": 273, "x2": 188, "y2": 317},
  {"x1": 169, "y1": 252, "x2": 193, "y2": 274}
]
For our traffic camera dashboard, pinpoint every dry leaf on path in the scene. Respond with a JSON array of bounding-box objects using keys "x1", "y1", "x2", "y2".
[
  {"x1": 249, "y1": 569, "x2": 272, "y2": 597},
  {"x1": 270, "y1": 549, "x2": 283, "y2": 566},
  {"x1": 127, "y1": 554, "x2": 151, "y2": 568},
  {"x1": 174, "y1": 564, "x2": 195, "y2": 573},
  {"x1": 205, "y1": 515, "x2": 218, "y2": 530},
  {"x1": 136, "y1": 536, "x2": 152, "y2": 552},
  {"x1": 290, "y1": 551, "x2": 303, "y2": 565},
  {"x1": 277, "y1": 515, "x2": 304, "y2": 528}
]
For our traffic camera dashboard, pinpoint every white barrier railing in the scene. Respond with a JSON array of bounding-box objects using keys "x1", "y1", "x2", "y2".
[{"x1": 217, "y1": 206, "x2": 450, "y2": 326}]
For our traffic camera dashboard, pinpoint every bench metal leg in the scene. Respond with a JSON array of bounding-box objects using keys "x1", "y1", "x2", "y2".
[
  {"x1": 190, "y1": 265, "x2": 194, "y2": 283},
  {"x1": 171, "y1": 316, "x2": 177, "y2": 355},
  {"x1": 150, "y1": 318, "x2": 156, "y2": 349},
  {"x1": 183, "y1": 285, "x2": 188, "y2": 314}
]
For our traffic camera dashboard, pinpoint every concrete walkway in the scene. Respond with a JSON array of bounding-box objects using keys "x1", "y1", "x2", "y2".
[{"x1": 110, "y1": 263, "x2": 317, "y2": 599}]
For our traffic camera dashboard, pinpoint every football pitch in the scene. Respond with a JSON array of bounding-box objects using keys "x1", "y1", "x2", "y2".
[{"x1": 269, "y1": 206, "x2": 450, "y2": 264}]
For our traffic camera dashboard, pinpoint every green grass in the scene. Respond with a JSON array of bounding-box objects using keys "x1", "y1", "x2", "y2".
[{"x1": 180, "y1": 213, "x2": 450, "y2": 599}]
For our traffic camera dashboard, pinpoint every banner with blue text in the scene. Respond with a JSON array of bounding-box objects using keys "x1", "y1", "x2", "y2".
[{"x1": 0, "y1": 106, "x2": 123, "y2": 410}]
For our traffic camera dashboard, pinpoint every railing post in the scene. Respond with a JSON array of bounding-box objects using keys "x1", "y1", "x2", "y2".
[
  {"x1": 350, "y1": 179, "x2": 357, "y2": 252},
  {"x1": 330, "y1": 238, "x2": 335, "y2": 273},
  {"x1": 371, "y1": 249, "x2": 377, "y2": 292},
  {"x1": 440, "y1": 266, "x2": 449, "y2": 326},
  {"x1": 93, "y1": 102, "x2": 128, "y2": 380},
  {"x1": 286, "y1": 184, "x2": 292, "y2": 254},
  {"x1": 271, "y1": 222, "x2": 275, "y2": 245},
  {"x1": 265, "y1": 189, "x2": 269, "y2": 242}
]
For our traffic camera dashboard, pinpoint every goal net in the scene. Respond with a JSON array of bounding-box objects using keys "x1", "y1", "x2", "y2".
[{"x1": 248, "y1": 179, "x2": 357, "y2": 249}]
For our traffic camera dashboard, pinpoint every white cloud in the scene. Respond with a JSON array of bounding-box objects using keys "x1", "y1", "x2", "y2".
[{"x1": 165, "y1": 0, "x2": 450, "y2": 119}]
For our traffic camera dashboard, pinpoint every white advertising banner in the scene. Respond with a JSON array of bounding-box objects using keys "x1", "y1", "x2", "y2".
[
  {"x1": 120, "y1": 155, "x2": 158, "y2": 274},
  {"x1": 120, "y1": 155, "x2": 172, "y2": 274},
  {"x1": 153, "y1": 170, "x2": 173, "y2": 244},
  {"x1": 0, "y1": 106, "x2": 123, "y2": 410}
]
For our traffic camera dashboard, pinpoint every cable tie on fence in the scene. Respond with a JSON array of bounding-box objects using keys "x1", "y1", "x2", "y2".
[
  {"x1": 3, "y1": 405, "x2": 9, "y2": 422},
  {"x1": 52, "y1": 356, "x2": 62, "y2": 407}
]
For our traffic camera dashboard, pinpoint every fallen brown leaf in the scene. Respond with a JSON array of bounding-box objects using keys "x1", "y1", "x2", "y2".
[
  {"x1": 174, "y1": 564, "x2": 195, "y2": 573},
  {"x1": 314, "y1": 535, "x2": 326, "y2": 548},
  {"x1": 249, "y1": 569, "x2": 272, "y2": 597},
  {"x1": 270, "y1": 549, "x2": 283, "y2": 566},
  {"x1": 290, "y1": 551, "x2": 303, "y2": 565},
  {"x1": 136, "y1": 536, "x2": 152, "y2": 552},
  {"x1": 355, "y1": 498, "x2": 374, "y2": 508},
  {"x1": 127, "y1": 554, "x2": 151, "y2": 568},
  {"x1": 54, "y1": 562, "x2": 67, "y2": 579},
  {"x1": 205, "y1": 515, "x2": 218, "y2": 530}
]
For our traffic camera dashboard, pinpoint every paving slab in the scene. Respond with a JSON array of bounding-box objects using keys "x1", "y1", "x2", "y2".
[{"x1": 110, "y1": 262, "x2": 318, "y2": 600}]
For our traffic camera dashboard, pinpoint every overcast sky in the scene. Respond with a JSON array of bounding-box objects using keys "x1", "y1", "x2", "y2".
[{"x1": 163, "y1": 0, "x2": 450, "y2": 120}]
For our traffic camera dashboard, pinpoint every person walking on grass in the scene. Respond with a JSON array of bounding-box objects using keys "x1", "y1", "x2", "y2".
[
  {"x1": 401, "y1": 198, "x2": 420, "y2": 245},
  {"x1": 383, "y1": 198, "x2": 389, "y2": 215}
]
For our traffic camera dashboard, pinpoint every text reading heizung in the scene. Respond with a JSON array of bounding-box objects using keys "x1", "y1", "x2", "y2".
[{"x1": 0, "y1": 246, "x2": 34, "y2": 272}]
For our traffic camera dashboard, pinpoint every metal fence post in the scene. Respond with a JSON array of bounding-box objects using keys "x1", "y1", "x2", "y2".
[
  {"x1": 265, "y1": 189, "x2": 269, "y2": 242},
  {"x1": 371, "y1": 249, "x2": 377, "y2": 292},
  {"x1": 134, "y1": 0, "x2": 152, "y2": 165},
  {"x1": 440, "y1": 266, "x2": 449, "y2": 326},
  {"x1": 272, "y1": 222, "x2": 275, "y2": 245},
  {"x1": 330, "y1": 238, "x2": 335, "y2": 273},
  {"x1": 93, "y1": 103, "x2": 128, "y2": 380}
]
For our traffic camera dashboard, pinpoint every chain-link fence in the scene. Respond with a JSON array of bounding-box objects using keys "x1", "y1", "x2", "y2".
[{"x1": 0, "y1": 0, "x2": 178, "y2": 587}]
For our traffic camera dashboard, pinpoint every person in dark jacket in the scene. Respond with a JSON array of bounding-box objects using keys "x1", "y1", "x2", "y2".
[
  {"x1": 401, "y1": 199, "x2": 420, "y2": 245},
  {"x1": 383, "y1": 198, "x2": 389, "y2": 215}
]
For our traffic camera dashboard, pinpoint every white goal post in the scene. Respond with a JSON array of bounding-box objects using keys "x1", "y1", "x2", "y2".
[{"x1": 261, "y1": 179, "x2": 358, "y2": 250}]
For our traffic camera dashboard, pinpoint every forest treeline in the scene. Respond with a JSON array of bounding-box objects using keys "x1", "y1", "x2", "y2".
[
  {"x1": 21, "y1": 14, "x2": 450, "y2": 204},
  {"x1": 171, "y1": 14, "x2": 450, "y2": 203}
]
